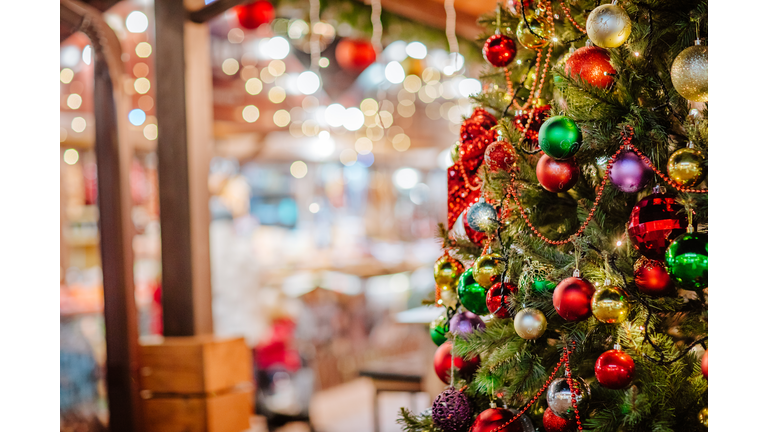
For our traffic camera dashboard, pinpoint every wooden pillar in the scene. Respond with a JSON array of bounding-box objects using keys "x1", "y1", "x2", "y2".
[{"x1": 154, "y1": 0, "x2": 214, "y2": 336}]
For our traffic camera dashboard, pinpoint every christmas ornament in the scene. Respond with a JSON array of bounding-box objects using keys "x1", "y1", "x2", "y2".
[
  {"x1": 543, "y1": 407, "x2": 577, "y2": 432},
  {"x1": 473, "y1": 254, "x2": 505, "y2": 288},
  {"x1": 516, "y1": 12, "x2": 553, "y2": 50},
  {"x1": 467, "y1": 199, "x2": 500, "y2": 233},
  {"x1": 547, "y1": 377, "x2": 591, "y2": 419},
  {"x1": 627, "y1": 193, "x2": 687, "y2": 260},
  {"x1": 609, "y1": 149, "x2": 652, "y2": 193},
  {"x1": 553, "y1": 276, "x2": 596, "y2": 321},
  {"x1": 565, "y1": 45, "x2": 616, "y2": 89},
  {"x1": 701, "y1": 349, "x2": 708, "y2": 380},
  {"x1": 483, "y1": 34, "x2": 517, "y2": 67},
  {"x1": 440, "y1": 285, "x2": 460, "y2": 309},
  {"x1": 449, "y1": 310, "x2": 486, "y2": 337},
  {"x1": 595, "y1": 348, "x2": 635, "y2": 389},
  {"x1": 514, "y1": 307, "x2": 547, "y2": 339},
  {"x1": 514, "y1": 104, "x2": 551, "y2": 144},
  {"x1": 591, "y1": 286, "x2": 630, "y2": 324},
  {"x1": 430, "y1": 315, "x2": 449, "y2": 346},
  {"x1": 698, "y1": 407, "x2": 708, "y2": 427},
  {"x1": 586, "y1": 3, "x2": 632, "y2": 48},
  {"x1": 538, "y1": 116, "x2": 582, "y2": 160},
  {"x1": 335, "y1": 39, "x2": 377, "y2": 72},
  {"x1": 462, "y1": 209, "x2": 488, "y2": 246},
  {"x1": 234, "y1": 1, "x2": 275, "y2": 30},
  {"x1": 506, "y1": 0, "x2": 532, "y2": 17},
  {"x1": 536, "y1": 155, "x2": 580, "y2": 193},
  {"x1": 434, "y1": 341, "x2": 480, "y2": 384},
  {"x1": 667, "y1": 145, "x2": 706, "y2": 188},
  {"x1": 633, "y1": 257, "x2": 674, "y2": 296},
  {"x1": 432, "y1": 387, "x2": 472, "y2": 432},
  {"x1": 458, "y1": 268, "x2": 490, "y2": 315},
  {"x1": 470, "y1": 408, "x2": 535, "y2": 432},
  {"x1": 671, "y1": 41, "x2": 708, "y2": 102},
  {"x1": 486, "y1": 282, "x2": 516, "y2": 318},
  {"x1": 533, "y1": 279, "x2": 557, "y2": 293},
  {"x1": 665, "y1": 231, "x2": 708, "y2": 289},
  {"x1": 484, "y1": 140, "x2": 517, "y2": 172},
  {"x1": 435, "y1": 255, "x2": 464, "y2": 290}
]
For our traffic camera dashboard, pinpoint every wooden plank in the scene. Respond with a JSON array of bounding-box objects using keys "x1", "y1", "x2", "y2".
[{"x1": 142, "y1": 390, "x2": 253, "y2": 432}]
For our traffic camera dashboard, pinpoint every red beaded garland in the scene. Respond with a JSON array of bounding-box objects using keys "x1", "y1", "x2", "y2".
[
  {"x1": 595, "y1": 349, "x2": 635, "y2": 389},
  {"x1": 483, "y1": 34, "x2": 518, "y2": 68},
  {"x1": 514, "y1": 105, "x2": 551, "y2": 144}
]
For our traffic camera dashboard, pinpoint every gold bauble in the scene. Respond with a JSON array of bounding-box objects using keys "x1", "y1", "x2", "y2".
[
  {"x1": 671, "y1": 43, "x2": 708, "y2": 102},
  {"x1": 439, "y1": 285, "x2": 458, "y2": 308},
  {"x1": 434, "y1": 256, "x2": 463, "y2": 290},
  {"x1": 516, "y1": 13, "x2": 553, "y2": 50},
  {"x1": 667, "y1": 147, "x2": 706, "y2": 187},
  {"x1": 591, "y1": 286, "x2": 630, "y2": 324},
  {"x1": 698, "y1": 407, "x2": 708, "y2": 427},
  {"x1": 473, "y1": 253, "x2": 505, "y2": 289},
  {"x1": 586, "y1": 4, "x2": 632, "y2": 48},
  {"x1": 514, "y1": 307, "x2": 547, "y2": 339}
]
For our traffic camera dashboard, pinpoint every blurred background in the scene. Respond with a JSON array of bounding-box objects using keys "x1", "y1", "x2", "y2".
[{"x1": 59, "y1": 0, "x2": 493, "y2": 431}]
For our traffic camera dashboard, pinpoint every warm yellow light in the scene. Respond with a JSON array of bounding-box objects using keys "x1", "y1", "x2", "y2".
[
  {"x1": 63, "y1": 148, "x2": 79, "y2": 165},
  {"x1": 143, "y1": 123, "x2": 158, "y2": 140},
  {"x1": 301, "y1": 120, "x2": 319, "y2": 136},
  {"x1": 60, "y1": 68, "x2": 74, "y2": 84},
  {"x1": 379, "y1": 111, "x2": 394, "y2": 128},
  {"x1": 290, "y1": 160, "x2": 308, "y2": 178},
  {"x1": 242, "y1": 105, "x2": 260, "y2": 123},
  {"x1": 392, "y1": 133, "x2": 411, "y2": 152},
  {"x1": 133, "y1": 62, "x2": 149, "y2": 78},
  {"x1": 355, "y1": 137, "x2": 373, "y2": 155},
  {"x1": 228, "y1": 28, "x2": 245, "y2": 44},
  {"x1": 319, "y1": 57, "x2": 330, "y2": 68},
  {"x1": 273, "y1": 109, "x2": 291, "y2": 127},
  {"x1": 245, "y1": 78, "x2": 263, "y2": 95},
  {"x1": 360, "y1": 98, "x2": 378, "y2": 116},
  {"x1": 268, "y1": 86, "x2": 286, "y2": 104},
  {"x1": 66, "y1": 94, "x2": 82, "y2": 110},
  {"x1": 71, "y1": 117, "x2": 87, "y2": 133},
  {"x1": 222, "y1": 58, "x2": 240, "y2": 76},
  {"x1": 268, "y1": 60, "x2": 286, "y2": 76},
  {"x1": 138, "y1": 95, "x2": 154, "y2": 111},
  {"x1": 366, "y1": 126, "x2": 384, "y2": 141},
  {"x1": 397, "y1": 101, "x2": 415, "y2": 118},
  {"x1": 339, "y1": 149, "x2": 357, "y2": 166},
  {"x1": 260, "y1": 67, "x2": 275, "y2": 84},
  {"x1": 403, "y1": 75, "x2": 422, "y2": 93},
  {"x1": 135, "y1": 42, "x2": 152, "y2": 58},
  {"x1": 421, "y1": 67, "x2": 440, "y2": 84},
  {"x1": 134, "y1": 77, "x2": 151, "y2": 94}
]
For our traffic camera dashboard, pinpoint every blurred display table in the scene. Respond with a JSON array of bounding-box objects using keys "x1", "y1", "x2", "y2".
[{"x1": 359, "y1": 351, "x2": 425, "y2": 432}]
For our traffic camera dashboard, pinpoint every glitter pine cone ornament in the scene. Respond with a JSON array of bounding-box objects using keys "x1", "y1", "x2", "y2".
[
  {"x1": 483, "y1": 33, "x2": 517, "y2": 67},
  {"x1": 671, "y1": 40, "x2": 708, "y2": 102},
  {"x1": 432, "y1": 387, "x2": 472, "y2": 432},
  {"x1": 547, "y1": 377, "x2": 591, "y2": 419},
  {"x1": 627, "y1": 192, "x2": 687, "y2": 261},
  {"x1": 565, "y1": 45, "x2": 616, "y2": 89},
  {"x1": 595, "y1": 348, "x2": 635, "y2": 389},
  {"x1": 486, "y1": 282, "x2": 516, "y2": 319},
  {"x1": 609, "y1": 149, "x2": 652, "y2": 193},
  {"x1": 633, "y1": 257, "x2": 675, "y2": 296},
  {"x1": 470, "y1": 407, "x2": 535, "y2": 432},
  {"x1": 553, "y1": 275, "x2": 596, "y2": 321},
  {"x1": 586, "y1": 3, "x2": 632, "y2": 48}
]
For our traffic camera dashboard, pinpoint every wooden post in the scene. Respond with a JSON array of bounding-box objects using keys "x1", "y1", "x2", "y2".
[{"x1": 154, "y1": 0, "x2": 214, "y2": 336}]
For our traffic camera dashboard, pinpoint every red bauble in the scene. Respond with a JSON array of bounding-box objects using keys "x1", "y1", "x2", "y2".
[
  {"x1": 470, "y1": 408, "x2": 532, "y2": 432},
  {"x1": 627, "y1": 194, "x2": 687, "y2": 260},
  {"x1": 463, "y1": 209, "x2": 488, "y2": 246},
  {"x1": 536, "y1": 154, "x2": 579, "y2": 193},
  {"x1": 235, "y1": 1, "x2": 275, "y2": 30},
  {"x1": 335, "y1": 39, "x2": 377, "y2": 72},
  {"x1": 701, "y1": 349, "x2": 708, "y2": 380},
  {"x1": 486, "y1": 282, "x2": 516, "y2": 318},
  {"x1": 543, "y1": 408, "x2": 576, "y2": 432},
  {"x1": 434, "y1": 341, "x2": 480, "y2": 384},
  {"x1": 553, "y1": 277, "x2": 595, "y2": 321},
  {"x1": 514, "y1": 105, "x2": 551, "y2": 144},
  {"x1": 564, "y1": 46, "x2": 616, "y2": 89},
  {"x1": 484, "y1": 140, "x2": 517, "y2": 172},
  {"x1": 483, "y1": 34, "x2": 517, "y2": 67},
  {"x1": 633, "y1": 257, "x2": 675, "y2": 296},
  {"x1": 595, "y1": 349, "x2": 635, "y2": 389}
]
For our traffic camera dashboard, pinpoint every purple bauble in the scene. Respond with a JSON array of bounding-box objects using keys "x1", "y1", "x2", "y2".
[
  {"x1": 432, "y1": 387, "x2": 472, "y2": 432},
  {"x1": 608, "y1": 149, "x2": 653, "y2": 193},
  {"x1": 450, "y1": 311, "x2": 486, "y2": 337}
]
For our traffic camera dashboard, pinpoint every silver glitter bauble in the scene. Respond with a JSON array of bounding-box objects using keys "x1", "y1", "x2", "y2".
[
  {"x1": 546, "y1": 377, "x2": 591, "y2": 419},
  {"x1": 671, "y1": 43, "x2": 708, "y2": 102},
  {"x1": 513, "y1": 307, "x2": 547, "y2": 340},
  {"x1": 466, "y1": 200, "x2": 499, "y2": 233},
  {"x1": 586, "y1": 3, "x2": 632, "y2": 48}
]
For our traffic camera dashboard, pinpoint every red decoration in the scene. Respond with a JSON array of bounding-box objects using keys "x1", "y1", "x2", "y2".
[
  {"x1": 595, "y1": 349, "x2": 635, "y2": 389},
  {"x1": 484, "y1": 140, "x2": 517, "y2": 172},
  {"x1": 234, "y1": 1, "x2": 275, "y2": 30},
  {"x1": 470, "y1": 408, "x2": 531, "y2": 432},
  {"x1": 462, "y1": 209, "x2": 488, "y2": 246},
  {"x1": 536, "y1": 154, "x2": 580, "y2": 193},
  {"x1": 434, "y1": 341, "x2": 480, "y2": 384},
  {"x1": 486, "y1": 282, "x2": 516, "y2": 318},
  {"x1": 633, "y1": 257, "x2": 674, "y2": 296},
  {"x1": 483, "y1": 34, "x2": 517, "y2": 67},
  {"x1": 553, "y1": 277, "x2": 595, "y2": 321},
  {"x1": 447, "y1": 109, "x2": 497, "y2": 227},
  {"x1": 701, "y1": 349, "x2": 708, "y2": 380},
  {"x1": 543, "y1": 407, "x2": 576, "y2": 432},
  {"x1": 335, "y1": 38, "x2": 377, "y2": 72},
  {"x1": 627, "y1": 193, "x2": 687, "y2": 260},
  {"x1": 564, "y1": 46, "x2": 616, "y2": 89},
  {"x1": 514, "y1": 105, "x2": 550, "y2": 144}
]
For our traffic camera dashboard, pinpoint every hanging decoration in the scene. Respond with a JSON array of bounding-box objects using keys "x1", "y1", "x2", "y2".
[
  {"x1": 585, "y1": 2, "x2": 632, "y2": 48},
  {"x1": 449, "y1": 310, "x2": 486, "y2": 337},
  {"x1": 466, "y1": 199, "x2": 500, "y2": 233},
  {"x1": 701, "y1": 349, "x2": 708, "y2": 379},
  {"x1": 513, "y1": 104, "x2": 551, "y2": 144},
  {"x1": 485, "y1": 139, "x2": 518, "y2": 172},
  {"x1": 538, "y1": 115, "x2": 582, "y2": 160},
  {"x1": 432, "y1": 387, "x2": 472, "y2": 432},
  {"x1": 591, "y1": 285, "x2": 630, "y2": 324},
  {"x1": 627, "y1": 192, "x2": 687, "y2": 260},
  {"x1": 458, "y1": 268, "x2": 490, "y2": 315},
  {"x1": 564, "y1": 45, "x2": 616, "y2": 89},
  {"x1": 430, "y1": 315, "x2": 450, "y2": 346},
  {"x1": 667, "y1": 144, "x2": 706, "y2": 188},
  {"x1": 335, "y1": 39, "x2": 377, "y2": 72},
  {"x1": 514, "y1": 307, "x2": 548, "y2": 339},
  {"x1": 595, "y1": 348, "x2": 635, "y2": 389},
  {"x1": 671, "y1": 38, "x2": 708, "y2": 102},
  {"x1": 470, "y1": 407, "x2": 535, "y2": 432},
  {"x1": 633, "y1": 257, "x2": 675, "y2": 296},
  {"x1": 546, "y1": 376, "x2": 591, "y2": 419},
  {"x1": 517, "y1": 10, "x2": 553, "y2": 50},
  {"x1": 484, "y1": 34, "x2": 518, "y2": 68},
  {"x1": 543, "y1": 407, "x2": 577, "y2": 432},
  {"x1": 665, "y1": 231, "x2": 708, "y2": 289},
  {"x1": 553, "y1": 274, "x2": 596, "y2": 321},
  {"x1": 473, "y1": 254, "x2": 505, "y2": 288},
  {"x1": 434, "y1": 342, "x2": 480, "y2": 384},
  {"x1": 536, "y1": 155, "x2": 580, "y2": 193},
  {"x1": 234, "y1": 1, "x2": 275, "y2": 30},
  {"x1": 463, "y1": 209, "x2": 489, "y2": 246},
  {"x1": 487, "y1": 282, "x2": 515, "y2": 318},
  {"x1": 609, "y1": 149, "x2": 652, "y2": 193}
]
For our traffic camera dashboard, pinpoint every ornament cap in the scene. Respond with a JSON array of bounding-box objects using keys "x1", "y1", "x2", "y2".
[
  {"x1": 687, "y1": 225, "x2": 695, "y2": 233},
  {"x1": 613, "y1": 342, "x2": 621, "y2": 351},
  {"x1": 573, "y1": 269, "x2": 581, "y2": 278},
  {"x1": 687, "y1": 141, "x2": 695, "y2": 149},
  {"x1": 694, "y1": 39, "x2": 701, "y2": 46}
]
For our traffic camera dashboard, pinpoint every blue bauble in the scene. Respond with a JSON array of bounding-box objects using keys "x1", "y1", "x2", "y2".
[{"x1": 466, "y1": 201, "x2": 499, "y2": 233}]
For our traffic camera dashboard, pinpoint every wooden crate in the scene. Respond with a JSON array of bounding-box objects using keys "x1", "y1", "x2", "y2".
[{"x1": 142, "y1": 388, "x2": 252, "y2": 432}]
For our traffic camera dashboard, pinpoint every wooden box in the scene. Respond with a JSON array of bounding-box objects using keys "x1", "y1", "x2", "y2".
[{"x1": 142, "y1": 388, "x2": 252, "y2": 432}]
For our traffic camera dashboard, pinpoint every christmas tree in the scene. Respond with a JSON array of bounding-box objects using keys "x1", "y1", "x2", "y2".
[{"x1": 399, "y1": 1, "x2": 708, "y2": 431}]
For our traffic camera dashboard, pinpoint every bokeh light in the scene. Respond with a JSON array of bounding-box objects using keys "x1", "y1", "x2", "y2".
[
  {"x1": 245, "y1": 78, "x2": 263, "y2": 95},
  {"x1": 134, "y1": 77, "x2": 151, "y2": 94},
  {"x1": 343, "y1": 108, "x2": 365, "y2": 131},
  {"x1": 405, "y1": 42, "x2": 427, "y2": 59},
  {"x1": 339, "y1": 149, "x2": 357, "y2": 166},
  {"x1": 63, "y1": 149, "x2": 79, "y2": 165},
  {"x1": 126, "y1": 11, "x2": 149, "y2": 33},
  {"x1": 228, "y1": 28, "x2": 245, "y2": 44},
  {"x1": 325, "y1": 104, "x2": 346, "y2": 128},
  {"x1": 392, "y1": 133, "x2": 411, "y2": 152},
  {"x1": 143, "y1": 123, "x2": 158, "y2": 140},
  {"x1": 129, "y1": 108, "x2": 147, "y2": 126},
  {"x1": 268, "y1": 86, "x2": 286, "y2": 103},
  {"x1": 66, "y1": 94, "x2": 82, "y2": 110},
  {"x1": 273, "y1": 110, "x2": 291, "y2": 127},
  {"x1": 385, "y1": 61, "x2": 405, "y2": 84},
  {"x1": 309, "y1": 203, "x2": 320, "y2": 213},
  {"x1": 354, "y1": 137, "x2": 373, "y2": 154},
  {"x1": 222, "y1": 58, "x2": 240, "y2": 75},
  {"x1": 135, "y1": 42, "x2": 152, "y2": 58},
  {"x1": 242, "y1": 105, "x2": 260, "y2": 123},
  {"x1": 393, "y1": 168, "x2": 419, "y2": 189},
  {"x1": 71, "y1": 117, "x2": 87, "y2": 133},
  {"x1": 297, "y1": 71, "x2": 320, "y2": 95},
  {"x1": 290, "y1": 161, "x2": 308, "y2": 178},
  {"x1": 60, "y1": 68, "x2": 74, "y2": 84}
]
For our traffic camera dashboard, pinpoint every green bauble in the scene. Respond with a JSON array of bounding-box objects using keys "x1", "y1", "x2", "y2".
[
  {"x1": 429, "y1": 315, "x2": 449, "y2": 346},
  {"x1": 457, "y1": 268, "x2": 489, "y2": 315},
  {"x1": 538, "y1": 115, "x2": 582, "y2": 160},
  {"x1": 532, "y1": 279, "x2": 556, "y2": 293},
  {"x1": 665, "y1": 232, "x2": 708, "y2": 289}
]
